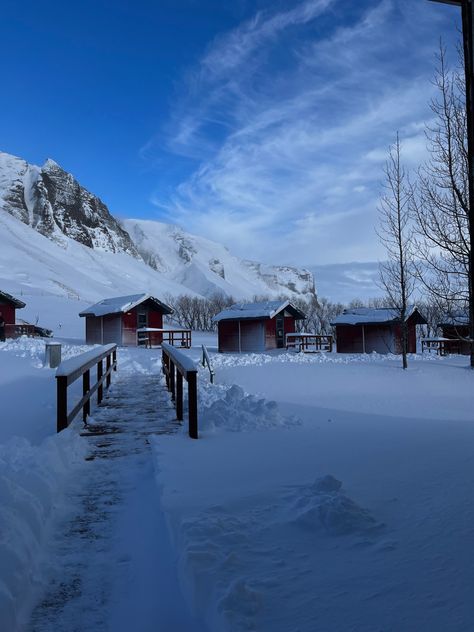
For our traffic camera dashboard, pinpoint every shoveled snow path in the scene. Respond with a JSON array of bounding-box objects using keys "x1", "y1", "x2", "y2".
[{"x1": 28, "y1": 372, "x2": 204, "y2": 632}]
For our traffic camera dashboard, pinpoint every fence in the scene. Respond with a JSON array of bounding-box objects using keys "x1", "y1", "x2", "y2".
[
  {"x1": 137, "y1": 328, "x2": 192, "y2": 348},
  {"x1": 4, "y1": 323, "x2": 36, "y2": 338},
  {"x1": 162, "y1": 342, "x2": 198, "y2": 439},
  {"x1": 286, "y1": 333, "x2": 333, "y2": 353},
  {"x1": 55, "y1": 344, "x2": 117, "y2": 433}
]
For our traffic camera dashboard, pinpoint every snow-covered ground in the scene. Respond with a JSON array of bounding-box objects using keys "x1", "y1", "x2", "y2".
[
  {"x1": 154, "y1": 347, "x2": 474, "y2": 631},
  {"x1": 1, "y1": 335, "x2": 473, "y2": 631}
]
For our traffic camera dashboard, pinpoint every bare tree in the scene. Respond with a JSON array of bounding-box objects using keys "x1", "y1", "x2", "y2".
[
  {"x1": 411, "y1": 45, "x2": 472, "y2": 363},
  {"x1": 377, "y1": 133, "x2": 415, "y2": 369}
]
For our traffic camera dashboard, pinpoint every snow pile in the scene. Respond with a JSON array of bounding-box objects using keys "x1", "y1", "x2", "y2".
[
  {"x1": 0, "y1": 335, "x2": 89, "y2": 368},
  {"x1": 198, "y1": 381, "x2": 300, "y2": 433},
  {"x1": 292, "y1": 475, "x2": 384, "y2": 535},
  {"x1": 211, "y1": 349, "x2": 443, "y2": 370},
  {"x1": 0, "y1": 429, "x2": 86, "y2": 631}
]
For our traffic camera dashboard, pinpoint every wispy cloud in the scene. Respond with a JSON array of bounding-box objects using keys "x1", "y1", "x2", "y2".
[{"x1": 146, "y1": 0, "x2": 459, "y2": 267}]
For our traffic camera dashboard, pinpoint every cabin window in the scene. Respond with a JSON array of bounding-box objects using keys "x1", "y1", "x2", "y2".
[{"x1": 137, "y1": 311, "x2": 148, "y2": 328}]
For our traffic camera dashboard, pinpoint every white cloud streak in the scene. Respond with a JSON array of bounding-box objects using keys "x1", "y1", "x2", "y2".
[{"x1": 147, "y1": 0, "x2": 459, "y2": 267}]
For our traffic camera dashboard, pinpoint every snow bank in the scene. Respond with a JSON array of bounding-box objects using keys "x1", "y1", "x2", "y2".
[
  {"x1": 292, "y1": 475, "x2": 384, "y2": 535},
  {"x1": 198, "y1": 382, "x2": 299, "y2": 433},
  {"x1": 0, "y1": 428, "x2": 86, "y2": 631},
  {"x1": 211, "y1": 349, "x2": 444, "y2": 370}
]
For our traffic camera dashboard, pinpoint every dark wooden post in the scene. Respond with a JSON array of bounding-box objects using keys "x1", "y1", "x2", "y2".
[
  {"x1": 57, "y1": 376, "x2": 68, "y2": 433},
  {"x1": 113, "y1": 348, "x2": 117, "y2": 370},
  {"x1": 83, "y1": 369, "x2": 90, "y2": 423},
  {"x1": 97, "y1": 359, "x2": 103, "y2": 404},
  {"x1": 169, "y1": 359, "x2": 175, "y2": 401},
  {"x1": 176, "y1": 371, "x2": 183, "y2": 421},
  {"x1": 187, "y1": 370, "x2": 198, "y2": 439},
  {"x1": 106, "y1": 353, "x2": 111, "y2": 388},
  {"x1": 163, "y1": 350, "x2": 169, "y2": 389}
]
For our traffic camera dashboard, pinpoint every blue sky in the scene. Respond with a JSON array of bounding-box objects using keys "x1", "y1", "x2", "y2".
[{"x1": 0, "y1": 0, "x2": 460, "y2": 268}]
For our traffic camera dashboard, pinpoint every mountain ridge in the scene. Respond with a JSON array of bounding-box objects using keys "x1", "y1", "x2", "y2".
[{"x1": 0, "y1": 149, "x2": 317, "y2": 302}]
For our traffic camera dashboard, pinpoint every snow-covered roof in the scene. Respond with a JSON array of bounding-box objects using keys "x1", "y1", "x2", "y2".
[
  {"x1": 213, "y1": 300, "x2": 306, "y2": 322},
  {"x1": 437, "y1": 312, "x2": 469, "y2": 327},
  {"x1": 0, "y1": 290, "x2": 26, "y2": 309},
  {"x1": 331, "y1": 306, "x2": 426, "y2": 326},
  {"x1": 79, "y1": 293, "x2": 173, "y2": 317}
]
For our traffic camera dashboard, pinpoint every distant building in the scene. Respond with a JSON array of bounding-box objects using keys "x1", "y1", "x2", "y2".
[
  {"x1": 0, "y1": 290, "x2": 26, "y2": 338},
  {"x1": 437, "y1": 313, "x2": 470, "y2": 355},
  {"x1": 79, "y1": 293, "x2": 173, "y2": 346},
  {"x1": 213, "y1": 300, "x2": 306, "y2": 353},
  {"x1": 331, "y1": 306, "x2": 427, "y2": 354}
]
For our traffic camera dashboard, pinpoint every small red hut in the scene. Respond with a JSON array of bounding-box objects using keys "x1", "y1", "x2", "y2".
[
  {"x1": 213, "y1": 300, "x2": 306, "y2": 353},
  {"x1": 331, "y1": 306, "x2": 426, "y2": 354},
  {"x1": 79, "y1": 293, "x2": 173, "y2": 346},
  {"x1": 437, "y1": 313, "x2": 470, "y2": 355},
  {"x1": 0, "y1": 290, "x2": 26, "y2": 338}
]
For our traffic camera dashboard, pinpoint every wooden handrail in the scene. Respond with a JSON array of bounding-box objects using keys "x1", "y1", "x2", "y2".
[
  {"x1": 162, "y1": 342, "x2": 198, "y2": 439},
  {"x1": 55, "y1": 344, "x2": 117, "y2": 432},
  {"x1": 201, "y1": 344, "x2": 215, "y2": 383}
]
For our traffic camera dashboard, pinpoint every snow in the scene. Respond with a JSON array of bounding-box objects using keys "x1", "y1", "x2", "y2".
[
  {"x1": 79, "y1": 293, "x2": 172, "y2": 317},
  {"x1": 162, "y1": 342, "x2": 198, "y2": 372},
  {"x1": 331, "y1": 305, "x2": 424, "y2": 325},
  {"x1": 151, "y1": 348, "x2": 474, "y2": 631},
  {"x1": 55, "y1": 343, "x2": 116, "y2": 378},
  {"x1": 1, "y1": 333, "x2": 473, "y2": 632},
  {"x1": 213, "y1": 299, "x2": 304, "y2": 321},
  {"x1": 123, "y1": 218, "x2": 315, "y2": 300}
]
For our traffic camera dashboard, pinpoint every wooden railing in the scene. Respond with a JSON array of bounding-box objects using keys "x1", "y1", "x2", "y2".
[
  {"x1": 137, "y1": 328, "x2": 192, "y2": 348},
  {"x1": 55, "y1": 344, "x2": 117, "y2": 433},
  {"x1": 162, "y1": 342, "x2": 198, "y2": 439},
  {"x1": 286, "y1": 333, "x2": 333, "y2": 353},
  {"x1": 4, "y1": 323, "x2": 37, "y2": 338},
  {"x1": 201, "y1": 344, "x2": 215, "y2": 384}
]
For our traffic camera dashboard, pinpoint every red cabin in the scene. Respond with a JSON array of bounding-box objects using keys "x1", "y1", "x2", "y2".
[
  {"x1": 79, "y1": 293, "x2": 173, "y2": 346},
  {"x1": 437, "y1": 313, "x2": 470, "y2": 355},
  {"x1": 0, "y1": 290, "x2": 26, "y2": 338},
  {"x1": 213, "y1": 300, "x2": 306, "y2": 353},
  {"x1": 331, "y1": 306, "x2": 427, "y2": 354}
]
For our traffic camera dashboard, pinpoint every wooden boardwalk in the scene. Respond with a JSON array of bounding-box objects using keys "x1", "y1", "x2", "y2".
[{"x1": 28, "y1": 372, "x2": 202, "y2": 632}]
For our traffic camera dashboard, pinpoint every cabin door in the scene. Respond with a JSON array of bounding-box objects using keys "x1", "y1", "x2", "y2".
[{"x1": 276, "y1": 314, "x2": 284, "y2": 348}]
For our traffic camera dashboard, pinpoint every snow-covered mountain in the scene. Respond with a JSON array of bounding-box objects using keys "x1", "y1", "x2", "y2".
[
  {"x1": 0, "y1": 151, "x2": 138, "y2": 255},
  {"x1": 124, "y1": 219, "x2": 315, "y2": 299},
  {"x1": 0, "y1": 151, "x2": 316, "y2": 334}
]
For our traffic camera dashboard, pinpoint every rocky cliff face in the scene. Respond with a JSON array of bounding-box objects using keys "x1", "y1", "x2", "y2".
[
  {"x1": 0, "y1": 152, "x2": 138, "y2": 256},
  {"x1": 0, "y1": 150, "x2": 317, "y2": 301}
]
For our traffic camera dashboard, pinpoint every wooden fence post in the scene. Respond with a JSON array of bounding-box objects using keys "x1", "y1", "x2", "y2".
[
  {"x1": 176, "y1": 371, "x2": 183, "y2": 420},
  {"x1": 113, "y1": 348, "x2": 117, "y2": 370},
  {"x1": 188, "y1": 371, "x2": 198, "y2": 439},
  {"x1": 106, "y1": 354, "x2": 111, "y2": 387},
  {"x1": 57, "y1": 376, "x2": 68, "y2": 433},
  {"x1": 83, "y1": 369, "x2": 90, "y2": 423},
  {"x1": 97, "y1": 359, "x2": 103, "y2": 404},
  {"x1": 170, "y1": 359, "x2": 175, "y2": 401}
]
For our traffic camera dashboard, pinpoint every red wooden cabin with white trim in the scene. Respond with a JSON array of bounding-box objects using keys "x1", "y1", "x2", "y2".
[
  {"x1": 79, "y1": 293, "x2": 173, "y2": 346},
  {"x1": 213, "y1": 300, "x2": 306, "y2": 353},
  {"x1": 331, "y1": 306, "x2": 427, "y2": 354}
]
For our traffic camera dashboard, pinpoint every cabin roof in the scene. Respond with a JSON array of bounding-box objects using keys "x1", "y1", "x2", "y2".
[
  {"x1": 79, "y1": 293, "x2": 173, "y2": 318},
  {"x1": 437, "y1": 312, "x2": 469, "y2": 327},
  {"x1": 0, "y1": 290, "x2": 26, "y2": 309},
  {"x1": 330, "y1": 306, "x2": 426, "y2": 326},
  {"x1": 213, "y1": 300, "x2": 306, "y2": 322}
]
